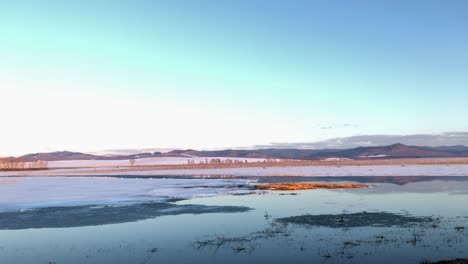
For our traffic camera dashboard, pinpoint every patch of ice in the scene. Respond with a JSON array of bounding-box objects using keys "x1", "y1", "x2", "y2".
[
  {"x1": 0, "y1": 177, "x2": 256, "y2": 212},
  {"x1": 358, "y1": 155, "x2": 388, "y2": 158},
  {"x1": 321, "y1": 158, "x2": 352, "y2": 161}
]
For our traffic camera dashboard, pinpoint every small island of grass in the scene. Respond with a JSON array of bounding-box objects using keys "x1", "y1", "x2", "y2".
[{"x1": 254, "y1": 182, "x2": 369, "y2": 191}]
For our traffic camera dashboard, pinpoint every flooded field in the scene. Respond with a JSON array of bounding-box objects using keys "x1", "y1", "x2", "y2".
[{"x1": 0, "y1": 176, "x2": 467, "y2": 263}]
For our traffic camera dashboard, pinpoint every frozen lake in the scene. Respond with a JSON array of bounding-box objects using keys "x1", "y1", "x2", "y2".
[{"x1": 0, "y1": 176, "x2": 467, "y2": 263}]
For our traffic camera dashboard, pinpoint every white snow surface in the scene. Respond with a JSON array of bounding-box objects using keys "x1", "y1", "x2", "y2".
[
  {"x1": 358, "y1": 155, "x2": 388, "y2": 158},
  {"x1": 96, "y1": 164, "x2": 468, "y2": 177},
  {"x1": 47, "y1": 157, "x2": 267, "y2": 168},
  {"x1": 0, "y1": 177, "x2": 256, "y2": 212},
  {"x1": 1, "y1": 165, "x2": 468, "y2": 177}
]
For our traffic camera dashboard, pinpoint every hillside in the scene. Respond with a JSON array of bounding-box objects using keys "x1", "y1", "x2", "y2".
[{"x1": 12, "y1": 144, "x2": 468, "y2": 162}]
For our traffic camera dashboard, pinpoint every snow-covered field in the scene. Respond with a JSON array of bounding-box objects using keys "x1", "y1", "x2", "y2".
[
  {"x1": 47, "y1": 157, "x2": 268, "y2": 168},
  {"x1": 138, "y1": 164, "x2": 468, "y2": 177},
  {"x1": 2, "y1": 161, "x2": 468, "y2": 177},
  {"x1": 0, "y1": 177, "x2": 256, "y2": 212}
]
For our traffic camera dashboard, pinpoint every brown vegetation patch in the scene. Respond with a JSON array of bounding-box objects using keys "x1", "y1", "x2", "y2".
[
  {"x1": 0, "y1": 158, "x2": 48, "y2": 171},
  {"x1": 254, "y1": 182, "x2": 369, "y2": 191}
]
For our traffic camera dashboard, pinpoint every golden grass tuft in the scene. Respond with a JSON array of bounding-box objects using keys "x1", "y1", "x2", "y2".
[{"x1": 255, "y1": 182, "x2": 369, "y2": 191}]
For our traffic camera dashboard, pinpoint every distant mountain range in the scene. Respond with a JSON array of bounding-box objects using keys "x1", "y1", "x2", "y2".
[
  {"x1": 7, "y1": 144, "x2": 468, "y2": 162},
  {"x1": 18, "y1": 151, "x2": 163, "y2": 162}
]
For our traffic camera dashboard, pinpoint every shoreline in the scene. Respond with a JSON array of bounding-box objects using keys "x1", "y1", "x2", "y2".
[
  {"x1": 2, "y1": 160, "x2": 468, "y2": 177},
  {"x1": 2, "y1": 158, "x2": 468, "y2": 177}
]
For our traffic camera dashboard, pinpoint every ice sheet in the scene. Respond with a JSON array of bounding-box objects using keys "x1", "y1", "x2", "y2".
[{"x1": 0, "y1": 177, "x2": 256, "y2": 212}]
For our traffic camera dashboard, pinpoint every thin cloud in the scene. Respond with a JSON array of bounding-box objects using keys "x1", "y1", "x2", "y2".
[
  {"x1": 319, "y1": 123, "x2": 357, "y2": 130},
  {"x1": 250, "y1": 132, "x2": 468, "y2": 149}
]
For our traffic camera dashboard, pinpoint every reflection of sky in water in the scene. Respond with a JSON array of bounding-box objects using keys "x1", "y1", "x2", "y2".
[
  {"x1": 351, "y1": 179, "x2": 468, "y2": 195},
  {"x1": 0, "y1": 177, "x2": 467, "y2": 263}
]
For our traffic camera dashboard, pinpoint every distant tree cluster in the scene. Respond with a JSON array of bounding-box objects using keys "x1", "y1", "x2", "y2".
[
  {"x1": 187, "y1": 158, "x2": 249, "y2": 165},
  {"x1": 186, "y1": 158, "x2": 284, "y2": 165},
  {"x1": 0, "y1": 158, "x2": 48, "y2": 171}
]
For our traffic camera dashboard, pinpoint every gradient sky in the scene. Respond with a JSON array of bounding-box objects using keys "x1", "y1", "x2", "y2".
[{"x1": 1, "y1": 1, "x2": 468, "y2": 155}]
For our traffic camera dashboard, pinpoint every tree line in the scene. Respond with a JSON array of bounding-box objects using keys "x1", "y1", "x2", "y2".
[
  {"x1": 186, "y1": 158, "x2": 284, "y2": 165},
  {"x1": 0, "y1": 158, "x2": 48, "y2": 171}
]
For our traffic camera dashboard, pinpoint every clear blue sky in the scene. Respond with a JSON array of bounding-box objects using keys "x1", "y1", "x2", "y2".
[{"x1": 1, "y1": 1, "x2": 467, "y2": 154}]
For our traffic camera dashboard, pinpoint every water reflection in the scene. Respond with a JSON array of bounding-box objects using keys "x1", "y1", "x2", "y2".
[
  {"x1": 195, "y1": 211, "x2": 468, "y2": 263},
  {"x1": 0, "y1": 176, "x2": 468, "y2": 264},
  {"x1": 256, "y1": 175, "x2": 468, "y2": 185}
]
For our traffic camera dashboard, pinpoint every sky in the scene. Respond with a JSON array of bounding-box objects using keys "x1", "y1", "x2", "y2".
[{"x1": 1, "y1": 1, "x2": 468, "y2": 156}]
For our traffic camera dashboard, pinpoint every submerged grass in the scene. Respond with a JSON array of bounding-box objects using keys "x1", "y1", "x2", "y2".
[{"x1": 276, "y1": 211, "x2": 433, "y2": 228}]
